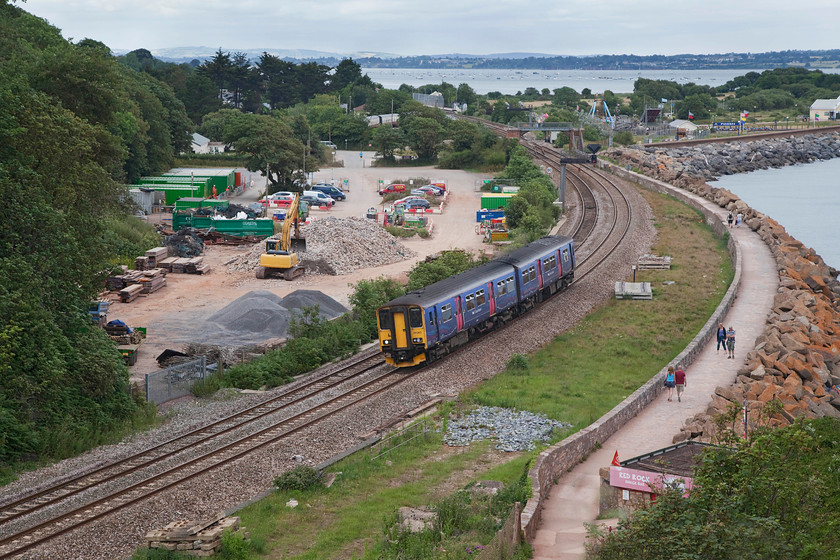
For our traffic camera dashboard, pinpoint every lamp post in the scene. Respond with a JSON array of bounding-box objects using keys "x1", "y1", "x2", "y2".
[
  {"x1": 331, "y1": 152, "x2": 335, "y2": 184},
  {"x1": 344, "y1": 139, "x2": 348, "y2": 151},
  {"x1": 631, "y1": 265, "x2": 637, "y2": 283},
  {"x1": 753, "y1": 106, "x2": 756, "y2": 124}
]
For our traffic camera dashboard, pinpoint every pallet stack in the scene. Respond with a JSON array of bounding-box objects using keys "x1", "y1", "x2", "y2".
[
  {"x1": 145, "y1": 246, "x2": 169, "y2": 267},
  {"x1": 134, "y1": 256, "x2": 151, "y2": 271},
  {"x1": 137, "y1": 268, "x2": 167, "y2": 294},
  {"x1": 158, "y1": 256, "x2": 179, "y2": 272},
  {"x1": 144, "y1": 514, "x2": 248, "y2": 557},
  {"x1": 119, "y1": 284, "x2": 144, "y2": 303}
]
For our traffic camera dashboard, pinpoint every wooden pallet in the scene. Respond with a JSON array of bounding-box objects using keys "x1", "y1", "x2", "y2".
[
  {"x1": 145, "y1": 246, "x2": 168, "y2": 267},
  {"x1": 144, "y1": 514, "x2": 247, "y2": 557}
]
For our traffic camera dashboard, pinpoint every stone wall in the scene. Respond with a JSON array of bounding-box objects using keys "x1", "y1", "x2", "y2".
[{"x1": 520, "y1": 171, "x2": 743, "y2": 540}]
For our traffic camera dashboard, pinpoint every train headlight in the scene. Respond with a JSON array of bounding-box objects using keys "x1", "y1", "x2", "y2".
[
  {"x1": 382, "y1": 339, "x2": 391, "y2": 346},
  {"x1": 412, "y1": 337, "x2": 422, "y2": 343}
]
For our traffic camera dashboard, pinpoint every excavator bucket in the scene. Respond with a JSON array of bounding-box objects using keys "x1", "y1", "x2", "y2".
[{"x1": 291, "y1": 236, "x2": 306, "y2": 252}]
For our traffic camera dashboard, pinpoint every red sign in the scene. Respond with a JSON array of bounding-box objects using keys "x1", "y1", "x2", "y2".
[{"x1": 609, "y1": 466, "x2": 693, "y2": 495}]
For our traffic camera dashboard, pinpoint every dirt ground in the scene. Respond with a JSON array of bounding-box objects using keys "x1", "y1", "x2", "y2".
[{"x1": 115, "y1": 152, "x2": 495, "y2": 382}]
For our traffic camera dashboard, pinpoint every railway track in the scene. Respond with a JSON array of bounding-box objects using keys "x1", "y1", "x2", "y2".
[
  {"x1": 0, "y1": 353, "x2": 418, "y2": 558},
  {"x1": 0, "y1": 117, "x2": 640, "y2": 559}
]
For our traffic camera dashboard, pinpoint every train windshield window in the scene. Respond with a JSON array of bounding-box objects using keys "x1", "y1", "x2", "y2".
[
  {"x1": 476, "y1": 289, "x2": 486, "y2": 306},
  {"x1": 441, "y1": 304, "x2": 452, "y2": 322},
  {"x1": 378, "y1": 309, "x2": 391, "y2": 329},
  {"x1": 465, "y1": 294, "x2": 475, "y2": 311},
  {"x1": 409, "y1": 308, "x2": 423, "y2": 328}
]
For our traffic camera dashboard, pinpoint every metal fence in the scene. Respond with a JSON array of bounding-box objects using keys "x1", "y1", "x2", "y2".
[{"x1": 145, "y1": 356, "x2": 207, "y2": 404}]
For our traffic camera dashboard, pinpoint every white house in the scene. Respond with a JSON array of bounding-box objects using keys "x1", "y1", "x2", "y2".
[
  {"x1": 809, "y1": 96, "x2": 840, "y2": 122},
  {"x1": 191, "y1": 133, "x2": 211, "y2": 154}
]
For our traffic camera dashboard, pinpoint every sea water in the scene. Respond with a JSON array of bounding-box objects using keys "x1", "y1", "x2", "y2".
[{"x1": 714, "y1": 158, "x2": 840, "y2": 270}]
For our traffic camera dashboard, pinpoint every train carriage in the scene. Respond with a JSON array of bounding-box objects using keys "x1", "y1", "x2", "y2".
[{"x1": 378, "y1": 235, "x2": 575, "y2": 367}]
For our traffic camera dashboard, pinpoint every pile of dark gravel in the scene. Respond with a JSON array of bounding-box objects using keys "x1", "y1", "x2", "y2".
[{"x1": 444, "y1": 406, "x2": 571, "y2": 452}]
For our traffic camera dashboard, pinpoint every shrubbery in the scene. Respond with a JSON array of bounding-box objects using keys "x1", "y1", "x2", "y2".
[{"x1": 274, "y1": 465, "x2": 322, "y2": 491}]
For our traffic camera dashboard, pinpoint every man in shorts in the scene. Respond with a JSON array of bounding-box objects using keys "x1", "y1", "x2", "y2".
[
  {"x1": 726, "y1": 326, "x2": 736, "y2": 359},
  {"x1": 674, "y1": 365, "x2": 687, "y2": 402}
]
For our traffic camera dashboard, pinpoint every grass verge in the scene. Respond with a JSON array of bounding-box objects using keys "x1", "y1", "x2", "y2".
[{"x1": 464, "y1": 187, "x2": 734, "y2": 429}]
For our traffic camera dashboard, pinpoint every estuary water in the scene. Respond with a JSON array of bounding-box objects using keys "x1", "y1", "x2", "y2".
[
  {"x1": 714, "y1": 158, "x2": 840, "y2": 271},
  {"x1": 362, "y1": 67, "x2": 840, "y2": 96}
]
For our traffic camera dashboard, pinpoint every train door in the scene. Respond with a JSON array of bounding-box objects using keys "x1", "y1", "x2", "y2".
[
  {"x1": 537, "y1": 260, "x2": 544, "y2": 289},
  {"x1": 381, "y1": 307, "x2": 410, "y2": 351},
  {"x1": 455, "y1": 296, "x2": 464, "y2": 331},
  {"x1": 487, "y1": 282, "x2": 495, "y2": 315},
  {"x1": 559, "y1": 244, "x2": 574, "y2": 276}
]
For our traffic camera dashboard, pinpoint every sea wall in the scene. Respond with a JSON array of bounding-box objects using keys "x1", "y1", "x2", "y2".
[{"x1": 522, "y1": 131, "x2": 840, "y2": 541}]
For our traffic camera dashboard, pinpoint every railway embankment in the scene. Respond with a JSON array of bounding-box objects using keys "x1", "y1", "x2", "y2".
[{"x1": 605, "y1": 135, "x2": 840, "y2": 441}]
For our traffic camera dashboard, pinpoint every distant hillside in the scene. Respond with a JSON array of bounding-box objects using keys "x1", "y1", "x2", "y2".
[{"x1": 124, "y1": 48, "x2": 840, "y2": 70}]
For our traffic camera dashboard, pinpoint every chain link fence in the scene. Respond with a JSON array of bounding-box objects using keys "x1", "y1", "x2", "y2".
[{"x1": 145, "y1": 356, "x2": 207, "y2": 404}]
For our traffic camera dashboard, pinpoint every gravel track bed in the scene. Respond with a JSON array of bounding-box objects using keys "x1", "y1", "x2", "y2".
[{"x1": 5, "y1": 177, "x2": 655, "y2": 560}]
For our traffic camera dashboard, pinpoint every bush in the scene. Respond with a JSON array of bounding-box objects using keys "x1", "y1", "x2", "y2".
[
  {"x1": 218, "y1": 530, "x2": 251, "y2": 560},
  {"x1": 506, "y1": 353, "x2": 529, "y2": 373},
  {"x1": 274, "y1": 465, "x2": 322, "y2": 491},
  {"x1": 613, "y1": 130, "x2": 635, "y2": 146}
]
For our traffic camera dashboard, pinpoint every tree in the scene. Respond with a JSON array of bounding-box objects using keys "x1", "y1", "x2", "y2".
[
  {"x1": 332, "y1": 58, "x2": 363, "y2": 91},
  {"x1": 198, "y1": 48, "x2": 231, "y2": 102},
  {"x1": 456, "y1": 83, "x2": 477, "y2": 107},
  {"x1": 371, "y1": 125, "x2": 405, "y2": 161},
  {"x1": 552, "y1": 86, "x2": 580, "y2": 108},
  {"x1": 406, "y1": 116, "x2": 443, "y2": 161},
  {"x1": 257, "y1": 53, "x2": 298, "y2": 110}
]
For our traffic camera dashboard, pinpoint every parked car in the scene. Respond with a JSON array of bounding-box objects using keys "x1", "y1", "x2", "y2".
[
  {"x1": 260, "y1": 191, "x2": 295, "y2": 206},
  {"x1": 319, "y1": 140, "x2": 338, "y2": 150},
  {"x1": 393, "y1": 195, "x2": 426, "y2": 205},
  {"x1": 394, "y1": 198, "x2": 431, "y2": 210},
  {"x1": 410, "y1": 185, "x2": 443, "y2": 197},
  {"x1": 311, "y1": 184, "x2": 346, "y2": 201},
  {"x1": 378, "y1": 183, "x2": 406, "y2": 195},
  {"x1": 302, "y1": 190, "x2": 335, "y2": 207}
]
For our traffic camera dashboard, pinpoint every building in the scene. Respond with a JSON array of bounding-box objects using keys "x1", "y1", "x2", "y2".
[
  {"x1": 191, "y1": 133, "x2": 226, "y2": 154},
  {"x1": 412, "y1": 91, "x2": 444, "y2": 108},
  {"x1": 599, "y1": 441, "x2": 715, "y2": 515},
  {"x1": 809, "y1": 96, "x2": 840, "y2": 122}
]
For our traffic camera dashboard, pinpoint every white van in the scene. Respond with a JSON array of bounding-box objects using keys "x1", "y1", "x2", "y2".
[
  {"x1": 302, "y1": 190, "x2": 335, "y2": 207},
  {"x1": 319, "y1": 140, "x2": 338, "y2": 150}
]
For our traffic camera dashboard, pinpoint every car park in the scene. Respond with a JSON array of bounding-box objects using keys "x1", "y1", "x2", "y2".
[
  {"x1": 378, "y1": 183, "x2": 406, "y2": 195},
  {"x1": 411, "y1": 185, "x2": 443, "y2": 197},
  {"x1": 302, "y1": 190, "x2": 335, "y2": 207},
  {"x1": 311, "y1": 184, "x2": 346, "y2": 201},
  {"x1": 394, "y1": 198, "x2": 431, "y2": 210}
]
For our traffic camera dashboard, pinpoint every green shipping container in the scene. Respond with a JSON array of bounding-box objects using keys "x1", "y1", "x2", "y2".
[
  {"x1": 480, "y1": 193, "x2": 516, "y2": 210},
  {"x1": 137, "y1": 177, "x2": 211, "y2": 199},
  {"x1": 172, "y1": 212, "x2": 273, "y2": 237},
  {"x1": 164, "y1": 168, "x2": 235, "y2": 194},
  {"x1": 174, "y1": 198, "x2": 230, "y2": 210}
]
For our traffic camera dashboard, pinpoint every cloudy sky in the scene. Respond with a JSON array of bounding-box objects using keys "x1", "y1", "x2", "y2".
[{"x1": 21, "y1": 0, "x2": 840, "y2": 58}]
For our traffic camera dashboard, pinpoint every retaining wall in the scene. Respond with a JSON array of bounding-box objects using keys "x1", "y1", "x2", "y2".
[{"x1": 521, "y1": 162, "x2": 743, "y2": 540}]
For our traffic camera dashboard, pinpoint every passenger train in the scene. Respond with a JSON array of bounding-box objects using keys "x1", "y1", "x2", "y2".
[{"x1": 377, "y1": 235, "x2": 575, "y2": 367}]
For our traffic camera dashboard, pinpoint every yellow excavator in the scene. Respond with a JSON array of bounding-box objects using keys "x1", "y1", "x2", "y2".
[{"x1": 255, "y1": 194, "x2": 308, "y2": 280}]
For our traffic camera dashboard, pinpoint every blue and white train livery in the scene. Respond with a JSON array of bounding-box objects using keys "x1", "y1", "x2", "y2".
[{"x1": 377, "y1": 235, "x2": 575, "y2": 367}]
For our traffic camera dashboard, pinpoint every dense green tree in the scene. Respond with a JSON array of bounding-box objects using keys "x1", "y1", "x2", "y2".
[
  {"x1": 552, "y1": 86, "x2": 580, "y2": 108},
  {"x1": 197, "y1": 48, "x2": 231, "y2": 102},
  {"x1": 371, "y1": 125, "x2": 405, "y2": 161},
  {"x1": 406, "y1": 116, "x2": 443, "y2": 161},
  {"x1": 331, "y1": 58, "x2": 363, "y2": 91},
  {"x1": 456, "y1": 83, "x2": 477, "y2": 107},
  {"x1": 589, "y1": 418, "x2": 840, "y2": 560},
  {"x1": 406, "y1": 250, "x2": 487, "y2": 291}
]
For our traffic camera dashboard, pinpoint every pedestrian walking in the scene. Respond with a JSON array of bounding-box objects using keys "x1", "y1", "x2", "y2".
[
  {"x1": 674, "y1": 365, "x2": 687, "y2": 402},
  {"x1": 726, "y1": 326, "x2": 736, "y2": 359},
  {"x1": 727, "y1": 212, "x2": 733, "y2": 228},
  {"x1": 665, "y1": 366, "x2": 676, "y2": 401},
  {"x1": 716, "y1": 323, "x2": 727, "y2": 354},
  {"x1": 736, "y1": 212, "x2": 743, "y2": 227}
]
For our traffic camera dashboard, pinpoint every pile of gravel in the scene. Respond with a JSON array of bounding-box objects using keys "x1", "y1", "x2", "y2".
[
  {"x1": 190, "y1": 289, "x2": 347, "y2": 344},
  {"x1": 224, "y1": 216, "x2": 415, "y2": 275},
  {"x1": 444, "y1": 406, "x2": 571, "y2": 452}
]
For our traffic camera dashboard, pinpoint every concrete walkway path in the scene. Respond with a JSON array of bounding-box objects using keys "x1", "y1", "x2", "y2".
[{"x1": 531, "y1": 194, "x2": 779, "y2": 559}]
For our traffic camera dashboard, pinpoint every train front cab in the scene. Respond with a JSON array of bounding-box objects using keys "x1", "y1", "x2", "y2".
[{"x1": 378, "y1": 305, "x2": 427, "y2": 367}]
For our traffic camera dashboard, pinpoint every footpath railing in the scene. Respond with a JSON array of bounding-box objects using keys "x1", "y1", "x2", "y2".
[{"x1": 520, "y1": 161, "x2": 744, "y2": 541}]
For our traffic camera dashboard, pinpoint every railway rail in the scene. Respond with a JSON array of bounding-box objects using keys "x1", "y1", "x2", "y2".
[
  {"x1": 0, "y1": 354, "x2": 413, "y2": 558},
  {"x1": 0, "y1": 116, "x2": 639, "y2": 559}
]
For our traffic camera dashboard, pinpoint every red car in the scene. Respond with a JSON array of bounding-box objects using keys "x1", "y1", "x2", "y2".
[{"x1": 378, "y1": 183, "x2": 406, "y2": 195}]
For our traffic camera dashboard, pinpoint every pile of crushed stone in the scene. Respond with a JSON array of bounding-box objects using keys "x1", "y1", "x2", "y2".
[
  {"x1": 444, "y1": 406, "x2": 571, "y2": 452},
  {"x1": 224, "y1": 216, "x2": 415, "y2": 275},
  {"x1": 188, "y1": 289, "x2": 347, "y2": 344}
]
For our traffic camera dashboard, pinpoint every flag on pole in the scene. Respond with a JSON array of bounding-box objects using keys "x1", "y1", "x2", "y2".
[
  {"x1": 611, "y1": 451, "x2": 620, "y2": 466},
  {"x1": 688, "y1": 111, "x2": 694, "y2": 120}
]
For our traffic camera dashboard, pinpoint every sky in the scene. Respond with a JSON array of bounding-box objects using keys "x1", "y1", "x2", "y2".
[{"x1": 19, "y1": 0, "x2": 840, "y2": 59}]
